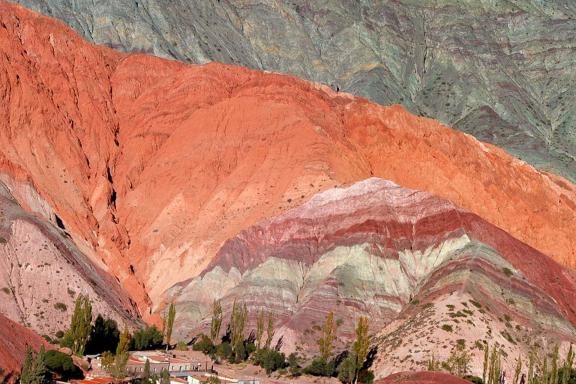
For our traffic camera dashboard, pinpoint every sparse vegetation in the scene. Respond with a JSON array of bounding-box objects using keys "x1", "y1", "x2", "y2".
[
  {"x1": 54, "y1": 302, "x2": 67, "y2": 312},
  {"x1": 441, "y1": 324, "x2": 453, "y2": 332}
]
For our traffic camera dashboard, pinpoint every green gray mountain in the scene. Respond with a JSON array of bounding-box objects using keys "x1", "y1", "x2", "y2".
[{"x1": 14, "y1": 0, "x2": 576, "y2": 180}]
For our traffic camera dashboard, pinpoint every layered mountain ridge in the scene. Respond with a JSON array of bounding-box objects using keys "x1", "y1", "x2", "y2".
[
  {"x1": 165, "y1": 178, "x2": 576, "y2": 377},
  {"x1": 13, "y1": 0, "x2": 576, "y2": 181},
  {"x1": 1, "y1": 0, "x2": 576, "y2": 315},
  {"x1": 0, "y1": 3, "x2": 575, "y2": 380}
]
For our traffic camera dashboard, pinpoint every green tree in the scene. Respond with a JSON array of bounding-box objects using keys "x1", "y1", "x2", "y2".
[
  {"x1": 488, "y1": 346, "x2": 501, "y2": 384},
  {"x1": 528, "y1": 349, "x2": 535, "y2": 384},
  {"x1": 304, "y1": 357, "x2": 334, "y2": 377},
  {"x1": 159, "y1": 369, "x2": 170, "y2": 384},
  {"x1": 446, "y1": 343, "x2": 471, "y2": 377},
  {"x1": 112, "y1": 327, "x2": 130, "y2": 378},
  {"x1": 256, "y1": 309, "x2": 265, "y2": 349},
  {"x1": 338, "y1": 355, "x2": 356, "y2": 384},
  {"x1": 100, "y1": 351, "x2": 114, "y2": 372},
  {"x1": 230, "y1": 300, "x2": 248, "y2": 357},
  {"x1": 85, "y1": 314, "x2": 119, "y2": 354},
  {"x1": 43, "y1": 350, "x2": 82, "y2": 381},
  {"x1": 288, "y1": 353, "x2": 301, "y2": 376},
  {"x1": 513, "y1": 356, "x2": 522, "y2": 384},
  {"x1": 20, "y1": 346, "x2": 34, "y2": 384},
  {"x1": 483, "y1": 344, "x2": 489, "y2": 384},
  {"x1": 252, "y1": 348, "x2": 286, "y2": 374},
  {"x1": 318, "y1": 312, "x2": 337, "y2": 362},
  {"x1": 21, "y1": 345, "x2": 48, "y2": 384},
  {"x1": 210, "y1": 300, "x2": 223, "y2": 343},
  {"x1": 562, "y1": 345, "x2": 575, "y2": 384},
  {"x1": 142, "y1": 359, "x2": 151, "y2": 384},
  {"x1": 427, "y1": 355, "x2": 440, "y2": 371},
  {"x1": 193, "y1": 334, "x2": 216, "y2": 355},
  {"x1": 265, "y1": 312, "x2": 275, "y2": 350},
  {"x1": 164, "y1": 303, "x2": 176, "y2": 351},
  {"x1": 131, "y1": 325, "x2": 163, "y2": 350},
  {"x1": 64, "y1": 295, "x2": 93, "y2": 355},
  {"x1": 551, "y1": 345, "x2": 560, "y2": 384},
  {"x1": 352, "y1": 317, "x2": 371, "y2": 384}
]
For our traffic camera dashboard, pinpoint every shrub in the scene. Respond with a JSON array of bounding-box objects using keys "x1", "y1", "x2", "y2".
[
  {"x1": 337, "y1": 355, "x2": 355, "y2": 383},
  {"x1": 55, "y1": 330, "x2": 64, "y2": 339},
  {"x1": 1, "y1": 287, "x2": 10, "y2": 294},
  {"x1": 252, "y1": 348, "x2": 286, "y2": 374},
  {"x1": 441, "y1": 324, "x2": 453, "y2": 332},
  {"x1": 176, "y1": 341, "x2": 188, "y2": 351},
  {"x1": 43, "y1": 350, "x2": 83, "y2": 380},
  {"x1": 358, "y1": 369, "x2": 374, "y2": 384},
  {"x1": 287, "y1": 353, "x2": 301, "y2": 376},
  {"x1": 193, "y1": 334, "x2": 215, "y2": 355},
  {"x1": 463, "y1": 375, "x2": 484, "y2": 384},
  {"x1": 502, "y1": 267, "x2": 513, "y2": 277},
  {"x1": 304, "y1": 357, "x2": 334, "y2": 377},
  {"x1": 131, "y1": 325, "x2": 163, "y2": 350},
  {"x1": 216, "y1": 342, "x2": 232, "y2": 361},
  {"x1": 54, "y1": 302, "x2": 67, "y2": 312}
]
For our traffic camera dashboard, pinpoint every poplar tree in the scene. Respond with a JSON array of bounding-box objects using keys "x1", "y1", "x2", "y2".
[
  {"x1": 230, "y1": 300, "x2": 248, "y2": 353},
  {"x1": 550, "y1": 345, "x2": 559, "y2": 384},
  {"x1": 483, "y1": 344, "x2": 490, "y2": 384},
  {"x1": 352, "y1": 317, "x2": 370, "y2": 384},
  {"x1": 142, "y1": 359, "x2": 151, "y2": 384},
  {"x1": 318, "y1": 312, "x2": 337, "y2": 362},
  {"x1": 527, "y1": 349, "x2": 535, "y2": 384},
  {"x1": 112, "y1": 327, "x2": 131, "y2": 378},
  {"x1": 513, "y1": 356, "x2": 523, "y2": 384},
  {"x1": 256, "y1": 309, "x2": 265, "y2": 349},
  {"x1": 561, "y1": 344, "x2": 574, "y2": 384},
  {"x1": 210, "y1": 300, "x2": 223, "y2": 343},
  {"x1": 265, "y1": 312, "x2": 275, "y2": 350},
  {"x1": 65, "y1": 294, "x2": 92, "y2": 355},
  {"x1": 164, "y1": 303, "x2": 176, "y2": 351},
  {"x1": 487, "y1": 345, "x2": 501, "y2": 384}
]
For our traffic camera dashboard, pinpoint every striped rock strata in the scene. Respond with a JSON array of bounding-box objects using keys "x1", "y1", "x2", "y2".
[
  {"x1": 166, "y1": 178, "x2": 576, "y2": 377},
  {"x1": 1, "y1": 3, "x2": 576, "y2": 323}
]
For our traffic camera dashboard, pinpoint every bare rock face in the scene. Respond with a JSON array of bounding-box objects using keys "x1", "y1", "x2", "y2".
[
  {"x1": 12, "y1": 0, "x2": 576, "y2": 182},
  {"x1": 0, "y1": 312, "x2": 48, "y2": 382},
  {"x1": 0, "y1": 2, "x2": 576, "y2": 329},
  {"x1": 166, "y1": 178, "x2": 576, "y2": 378}
]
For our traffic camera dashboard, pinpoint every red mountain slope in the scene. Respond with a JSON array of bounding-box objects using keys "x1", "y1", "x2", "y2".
[
  {"x1": 0, "y1": 2, "x2": 575, "y2": 317},
  {"x1": 0, "y1": 313, "x2": 47, "y2": 382}
]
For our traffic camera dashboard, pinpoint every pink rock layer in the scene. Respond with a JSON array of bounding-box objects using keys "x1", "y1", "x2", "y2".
[
  {"x1": 0, "y1": 3, "x2": 575, "y2": 320},
  {"x1": 167, "y1": 179, "x2": 576, "y2": 364}
]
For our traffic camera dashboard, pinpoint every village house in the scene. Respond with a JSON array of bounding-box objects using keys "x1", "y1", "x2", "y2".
[{"x1": 126, "y1": 351, "x2": 212, "y2": 376}]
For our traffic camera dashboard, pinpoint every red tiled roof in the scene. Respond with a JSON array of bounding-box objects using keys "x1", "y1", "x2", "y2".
[{"x1": 74, "y1": 377, "x2": 115, "y2": 384}]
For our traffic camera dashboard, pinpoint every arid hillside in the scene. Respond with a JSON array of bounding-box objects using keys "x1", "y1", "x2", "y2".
[{"x1": 0, "y1": 2, "x2": 575, "y2": 319}]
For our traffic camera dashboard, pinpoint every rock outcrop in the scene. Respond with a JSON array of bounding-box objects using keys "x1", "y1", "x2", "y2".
[
  {"x1": 13, "y1": 0, "x2": 576, "y2": 181},
  {"x1": 165, "y1": 178, "x2": 576, "y2": 378},
  {"x1": 0, "y1": 2, "x2": 576, "y2": 330}
]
